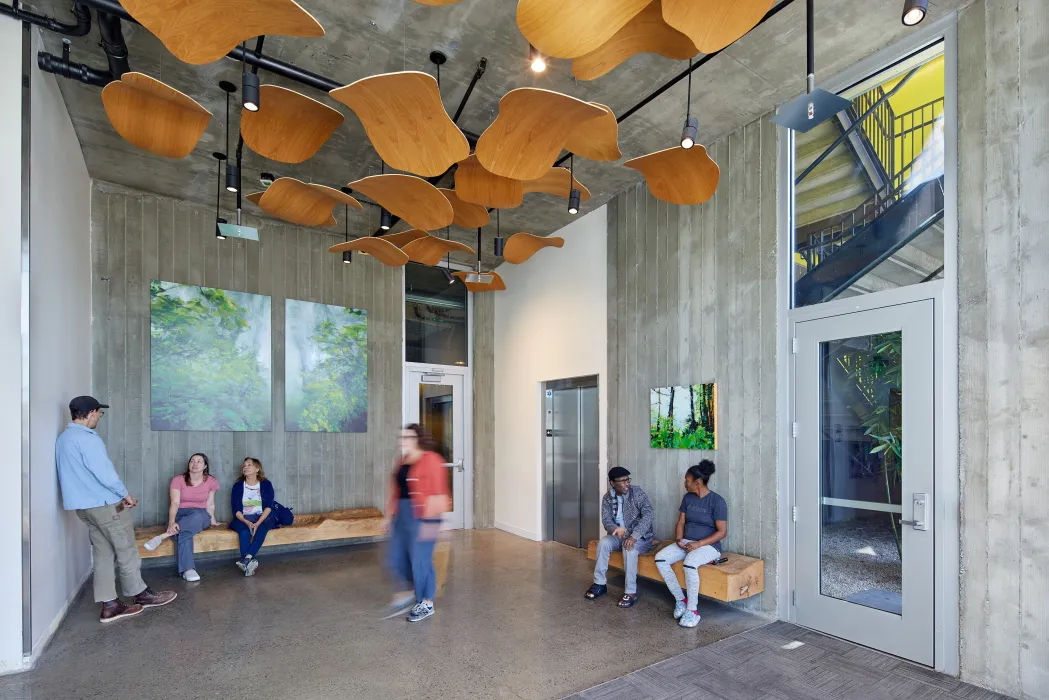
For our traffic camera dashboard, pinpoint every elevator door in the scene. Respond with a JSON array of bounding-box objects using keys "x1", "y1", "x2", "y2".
[{"x1": 545, "y1": 377, "x2": 599, "y2": 548}]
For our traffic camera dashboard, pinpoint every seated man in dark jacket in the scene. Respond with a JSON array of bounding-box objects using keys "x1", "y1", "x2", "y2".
[{"x1": 585, "y1": 466, "x2": 655, "y2": 608}]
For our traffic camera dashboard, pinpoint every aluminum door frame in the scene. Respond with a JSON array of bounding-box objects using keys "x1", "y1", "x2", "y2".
[{"x1": 793, "y1": 299, "x2": 935, "y2": 665}]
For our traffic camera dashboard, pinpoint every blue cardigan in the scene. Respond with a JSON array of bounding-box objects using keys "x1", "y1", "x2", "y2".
[{"x1": 229, "y1": 479, "x2": 275, "y2": 527}]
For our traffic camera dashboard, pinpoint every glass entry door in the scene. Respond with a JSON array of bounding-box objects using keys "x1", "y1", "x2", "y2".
[
  {"x1": 793, "y1": 299, "x2": 934, "y2": 665},
  {"x1": 405, "y1": 369, "x2": 466, "y2": 530}
]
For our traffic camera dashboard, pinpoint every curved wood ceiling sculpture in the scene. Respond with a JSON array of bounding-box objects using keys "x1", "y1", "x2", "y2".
[
  {"x1": 101, "y1": 73, "x2": 211, "y2": 159},
  {"x1": 624, "y1": 146, "x2": 720, "y2": 205},
  {"x1": 330, "y1": 72, "x2": 470, "y2": 178},
  {"x1": 522, "y1": 167, "x2": 592, "y2": 201},
  {"x1": 572, "y1": 3, "x2": 697, "y2": 81},
  {"x1": 254, "y1": 178, "x2": 362, "y2": 226},
  {"x1": 563, "y1": 103, "x2": 622, "y2": 161},
  {"x1": 120, "y1": 0, "x2": 324, "y2": 65},
  {"x1": 327, "y1": 238, "x2": 409, "y2": 267},
  {"x1": 402, "y1": 235, "x2": 477, "y2": 266},
  {"x1": 454, "y1": 155, "x2": 523, "y2": 210},
  {"x1": 452, "y1": 271, "x2": 507, "y2": 293},
  {"x1": 502, "y1": 233, "x2": 565, "y2": 264},
  {"x1": 378, "y1": 229, "x2": 428, "y2": 248},
  {"x1": 517, "y1": 0, "x2": 654, "y2": 59},
  {"x1": 475, "y1": 89, "x2": 606, "y2": 180},
  {"x1": 348, "y1": 174, "x2": 454, "y2": 231},
  {"x1": 439, "y1": 189, "x2": 490, "y2": 228},
  {"x1": 662, "y1": 0, "x2": 775, "y2": 54},
  {"x1": 240, "y1": 85, "x2": 344, "y2": 164}
]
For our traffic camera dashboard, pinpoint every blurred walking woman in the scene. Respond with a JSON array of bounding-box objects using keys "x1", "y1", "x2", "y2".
[
  {"x1": 229, "y1": 458, "x2": 274, "y2": 576},
  {"x1": 144, "y1": 453, "x2": 219, "y2": 582},
  {"x1": 384, "y1": 424, "x2": 450, "y2": 623}
]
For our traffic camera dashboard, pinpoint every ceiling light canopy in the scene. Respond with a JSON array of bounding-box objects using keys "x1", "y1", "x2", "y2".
[{"x1": 901, "y1": 0, "x2": 928, "y2": 25}]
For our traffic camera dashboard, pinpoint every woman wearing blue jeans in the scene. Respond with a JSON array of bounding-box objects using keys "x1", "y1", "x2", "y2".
[
  {"x1": 142, "y1": 453, "x2": 220, "y2": 582},
  {"x1": 229, "y1": 458, "x2": 274, "y2": 576}
]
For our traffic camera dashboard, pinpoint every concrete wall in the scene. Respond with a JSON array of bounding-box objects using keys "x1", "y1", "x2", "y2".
[
  {"x1": 472, "y1": 292, "x2": 495, "y2": 529},
  {"x1": 27, "y1": 27, "x2": 93, "y2": 661},
  {"x1": 493, "y1": 206, "x2": 608, "y2": 541},
  {"x1": 606, "y1": 117, "x2": 779, "y2": 616},
  {"x1": 958, "y1": 1, "x2": 1049, "y2": 697},
  {"x1": 0, "y1": 19, "x2": 26, "y2": 674},
  {"x1": 90, "y1": 182, "x2": 402, "y2": 527}
]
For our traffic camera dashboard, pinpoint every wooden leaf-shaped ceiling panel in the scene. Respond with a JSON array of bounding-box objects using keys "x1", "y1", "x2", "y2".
[
  {"x1": 255, "y1": 178, "x2": 362, "y2": 226},
  {"x1": 121, "y1": 0, "x2": 324, "y2": 65},
  {"x1": 348, "y1": 174, "x2": 454, "y2": 231},
  {"x1": 439, "y1": 189, "x2": 490, "y2": 228},
  {"x1": 475, "y1": 89, "x2": 606, "y2": 180},
  {"x1": 517, "y1": 0, "x2": 655, "y2": 59},
  {"x1": 452, "y1": 271, "x2": 507, "y2": 293},
  {"x1": 454, "y1": 155, "x2": 523, "y2": 209},
  {"x1": 502, "y1": 233, "x2": 565, "y2": 264},
  {"x1": 330, "y1": 72, "x2": 470, "y2": 178},
  {"x1": 572, "y1": 2, "x2": 697, "y2": 81},
  {"x1": 378, "y1": 229, "x2": 429, "y2": 248},
  {"x1": 563, "y1": 103, "x2": 622, "y2": 161},
  {"x1": 327, "y1": 238, "x2": 409, "y2": 267},
  {"x1": 101, "y1": 73, "x2": 211, "y2": 159},
  {"x1": 240, "y1": 85, "x2": 344, "y2": 164},
  {"x1": 522, "y1": 167, "x2": 592, "y2": 201},
  {"x1": 661, "y1": 0, "x2": 774, "y2": 54},
  {"x1": 246, "y1": 192, "x2": 264, "y2": 206},
  {"x1": 402, "y1": 235, "x2": 477, "y2": 266},
  {"x1": 624, "y1": 146, "x2": 720, "y2": 205}
]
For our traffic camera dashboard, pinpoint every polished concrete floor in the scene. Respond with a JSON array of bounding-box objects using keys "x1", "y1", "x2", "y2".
[
  {"x1": 0, "y1": 529, "x2": 766, "y2": 700},
  {"x1": 566, "y1": 621, "x2": 1011, "y2": 700}
]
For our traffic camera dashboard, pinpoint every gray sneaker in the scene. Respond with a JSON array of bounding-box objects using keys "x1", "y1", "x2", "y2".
[
  {"x1": 407, "y1": 601, "x2": 434, "y2": 623},
  {"x1": 244, "y1": 558, "x2": 259, "y2": 576},
  {"x1": 679, "y1": 610, "x2": 701, "y2": 628},
  {"x1": 673, "y1": 599, "x2": 688, "y2": 620}
]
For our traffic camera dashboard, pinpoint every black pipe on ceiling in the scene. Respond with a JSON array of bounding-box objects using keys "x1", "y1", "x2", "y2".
[
  {"x1": 96, "y1": 9, "x2": 129, "y2": 77},
  {"x1": 37, "y1": 41, "x2": 110, "y2": 87},
  {"x1": 0, "y1": 1, "x2": 91, "y2": 36}
]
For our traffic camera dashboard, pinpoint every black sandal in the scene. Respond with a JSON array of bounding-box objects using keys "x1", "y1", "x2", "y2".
[
  {"x1": 584, "y1": 584, "x2": 607, "y2": 600},
  {"x1": 618, "y1": 594, "x2": 637, "y2": 608}
]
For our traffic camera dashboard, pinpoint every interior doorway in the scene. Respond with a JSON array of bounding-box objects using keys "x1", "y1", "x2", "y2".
[{"x1": 543, "y1": 376, "x2": 600, "y2": 549}]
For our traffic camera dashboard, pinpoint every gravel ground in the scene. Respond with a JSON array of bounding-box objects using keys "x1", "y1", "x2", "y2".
[{"x1": 820, "y1": 519, "x2": 903, "y2": 601}]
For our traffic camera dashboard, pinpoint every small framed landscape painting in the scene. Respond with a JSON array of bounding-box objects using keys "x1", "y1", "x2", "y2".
[{"x1": 650, "y1": 383, "x2": 717, "y2": 450}]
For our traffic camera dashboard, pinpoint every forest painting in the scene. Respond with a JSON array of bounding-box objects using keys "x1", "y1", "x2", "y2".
[
  {"x1": 286, "y1": 299, "x2": 368, "y2": 432},
  {"x1": 150, "y1": 281, "x2": 271, "y2": 431},
  {"x1": 650, "y1": 384, "x2": 717, "y2": 450}
]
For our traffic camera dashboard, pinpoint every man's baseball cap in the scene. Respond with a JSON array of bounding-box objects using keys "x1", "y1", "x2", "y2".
[{"x1": 69, "y1": 396, "x2": 109, "y2": 414}]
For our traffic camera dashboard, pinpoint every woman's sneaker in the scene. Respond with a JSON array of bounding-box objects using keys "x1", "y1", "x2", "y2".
[
  {"x1": 407, "y1": 601, "x2": 434, "y2": 623},
  {"x1": 679, "y1": 610, "x2": 701, "y2": 628},
  {"x1": 673, "y1": 599, "x2": 688, "y2": 620},
  {"x1": 182, "y1": 569, "x2": 201, "y2": 582},
  {"x1": 235, "y1": 558, "x2": 247, "y2": 572},
  {"x1": 143, "y1": 535, "x2": 165, "y2": 552},
  {"x1": 244, "y1": 558, "x2": 259, "y2": 576}
]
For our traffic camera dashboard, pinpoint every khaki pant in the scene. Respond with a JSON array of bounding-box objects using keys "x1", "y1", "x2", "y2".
[{"x1": 76, "y1": 504, "x2": 147, "y2": 602}]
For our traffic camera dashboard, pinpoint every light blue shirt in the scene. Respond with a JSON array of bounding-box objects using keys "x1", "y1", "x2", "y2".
[
  {"x1": 615, "y1": 494, "x2": 625, "y2": 528},
  {"x1": 55, "y1": 423, "x2": 128, "y2": 510}
]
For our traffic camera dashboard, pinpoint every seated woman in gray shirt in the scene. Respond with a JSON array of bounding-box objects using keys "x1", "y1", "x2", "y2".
[{"x1": 654, "y1": 460, "x2": 728, "y2": 628}]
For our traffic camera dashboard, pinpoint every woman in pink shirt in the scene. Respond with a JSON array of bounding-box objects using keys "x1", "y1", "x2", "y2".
[{"x1": 143, "y1": 453, "x2": 219, "y2": 581}]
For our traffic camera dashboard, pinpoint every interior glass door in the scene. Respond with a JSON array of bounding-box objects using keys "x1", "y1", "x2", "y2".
[
  {"x1": 793, "y1": 299, "x2": 934, "y2": 665},
  {"x1": 405, "y1": 370, "x2": 466, "y2": 530}
]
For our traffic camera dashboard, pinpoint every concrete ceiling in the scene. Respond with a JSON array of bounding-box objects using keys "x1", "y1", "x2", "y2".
[{"x1": 29, "y1": 0, "x2": 968, "y2": 267}]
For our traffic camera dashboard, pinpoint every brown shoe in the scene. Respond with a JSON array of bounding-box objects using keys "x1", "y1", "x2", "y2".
[
  {"x1": 134, "y1": 587, "x2": 177, "y2": 609},
  {"x1": 100, "y1": 599, "x2": 144, "y2": 624}
]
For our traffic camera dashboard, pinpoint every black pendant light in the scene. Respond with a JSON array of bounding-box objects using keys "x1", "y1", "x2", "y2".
[
  {"x1": 220, "y1": 80, "x2": 239, "y2": 192},
  {"x1": 441, "y1": 227, "x2": 455, "y2": 284},
  {"x1": 466, "y1": 227, "x2": 493, "y2": 284},
  {"x1": 493, "y1": 210, "x2": 505, "y2": 256},
  {"x1": 241, "y1": 41, "x2": 260, "y2": 112},
  {"x1": 901, "y1": 0, "x2": 928, "y2": 25},
  {"x1": 213, "y1": 151, "x2": 227, "y2": 239},
  {"x1": 340, "y1": 186, "x2": 353, "y2": 264},
  {"x1": 680, "y1": 57, "x2": 699, "y2": 149},
  {"x1": 568, "y1": 155, "x2": 580, "y2": 215},
  {"x1": 380, "y1": 209, "x2": 392, "y2": 230},
  {"x1": 769, "y1": 0, "x2": 851, "y2": 133}
]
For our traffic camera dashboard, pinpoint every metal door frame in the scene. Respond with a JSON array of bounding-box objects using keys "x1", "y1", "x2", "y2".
[{"x1": 541, "y1": 375, "x2": 599, "y2": 544}]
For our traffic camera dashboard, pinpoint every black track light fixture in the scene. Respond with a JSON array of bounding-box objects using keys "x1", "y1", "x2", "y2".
[
  {"x1": 493, "y1": 210, "x2": 504, "y2": 256},
  {"x1": 380, "y1": 208, "x2": 392, "y2": 231},
  {"x1": 901, "y1": 0, "x2": 928, "y2": 25},
  {"x1": 225, "y1": 163, "x2": 240, "y2": 193},
  {"x1": 340, "y1": 187, "x2": 353, "y2": 264},
  {"x1": 212, "y1": 151, "x2": 227, "y2": 239},
  {"x1": 441, "y1": 266, "x2": 455, "y2": 284},
  {"x1": 680, "y1": 57, "x2": 698, "y2": 149},
  {"x1": 219, "y1": 80, "x2": 238, "y2": 193},
  {"x1": 442, "y1": 227, "x2": 455, "y2": 284},
  {"x1": 568, "y1": 154, "x2": 580, "y2": 215},
  {"x1": 529, "y1": 44, "x2": 546, "y2": 73},
  {"x1": 242, "y1": 70, "x2": 260, "y2": 112},
  {"x1": 215, "y1": 218, "x2": 227, "y2": 239}
]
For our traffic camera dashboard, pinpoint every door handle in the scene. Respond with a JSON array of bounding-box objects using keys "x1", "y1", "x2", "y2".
[
  {"x1": 901, "y1": 492, "x2": 928, "y2": 531},
  {"x1": 445, "y1": 461, "x2": 464, "y2": 472}
]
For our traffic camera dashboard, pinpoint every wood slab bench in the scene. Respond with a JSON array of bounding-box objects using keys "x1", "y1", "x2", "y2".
[
  {"x1": 135, "y1": 507, "x2": 386, "y2": 558},
  {"x1": 586, "y1": 539, "x2": 764, "y2": 602}
]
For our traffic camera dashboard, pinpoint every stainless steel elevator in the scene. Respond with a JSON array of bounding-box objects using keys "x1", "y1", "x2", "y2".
[{"x1": 543, "y1": 376, "x2": 600, "y2": 548}]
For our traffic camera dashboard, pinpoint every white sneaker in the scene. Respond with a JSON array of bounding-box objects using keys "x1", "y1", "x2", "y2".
[
  {"x1": 679, "y1": 610, "x2": 701, "y2": 628},
  {"x1": 244, "y1": 559, "x2": 259, "y2": 576},
  {"x1": 143, "y1": 535, "x2": 165, "y2": 552},
  {"x1": 182, "y1": 569, "x2": 201, "y2": 582},
  {"x1": 673, "y1": 599, "x2": 688, "y2": 620}
]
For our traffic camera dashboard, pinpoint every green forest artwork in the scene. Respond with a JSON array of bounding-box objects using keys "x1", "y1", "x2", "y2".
[
  {"x1": 286, "y1": 299, "x2": 367, "y2": 432},
  {"x1": 650, "y1": 384, "x2": 717, "y2": 450},
  {"x1": 150, "y1": 280, "x2": 272, "y2": 431}
]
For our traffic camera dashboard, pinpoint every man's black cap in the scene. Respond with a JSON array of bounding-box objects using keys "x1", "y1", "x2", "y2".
[
  {"x1": 608, "y1": 466, "x2": 631, "y2": 481},
  {"x1": 69, "y1": 396, "x2": 109, "y2": 414}
]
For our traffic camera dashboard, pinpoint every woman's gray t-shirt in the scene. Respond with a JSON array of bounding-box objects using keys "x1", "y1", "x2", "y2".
[{"x1": 680, "y1": 491, "x2": 728, "y2": 551}]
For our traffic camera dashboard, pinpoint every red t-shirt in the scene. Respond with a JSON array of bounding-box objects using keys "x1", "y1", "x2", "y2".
[{"x1": 169, "y1": 474, "x2": 219, "y2": 509}]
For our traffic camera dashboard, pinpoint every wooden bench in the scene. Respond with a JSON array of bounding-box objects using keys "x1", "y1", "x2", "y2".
[{"x1": 586, "y1": 539, "x2": 764, "y2": 602}]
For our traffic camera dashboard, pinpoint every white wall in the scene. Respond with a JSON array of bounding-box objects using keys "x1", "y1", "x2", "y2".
[
  {"x1": 27, "y1": 28, "x2": 93, "y2": 662},
  {"x1": 493, "y1": 206, "x2": 608, "y2": 540},
  {"x1": 0, "y1": 18, "x2": 26, "y2": 674}
]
